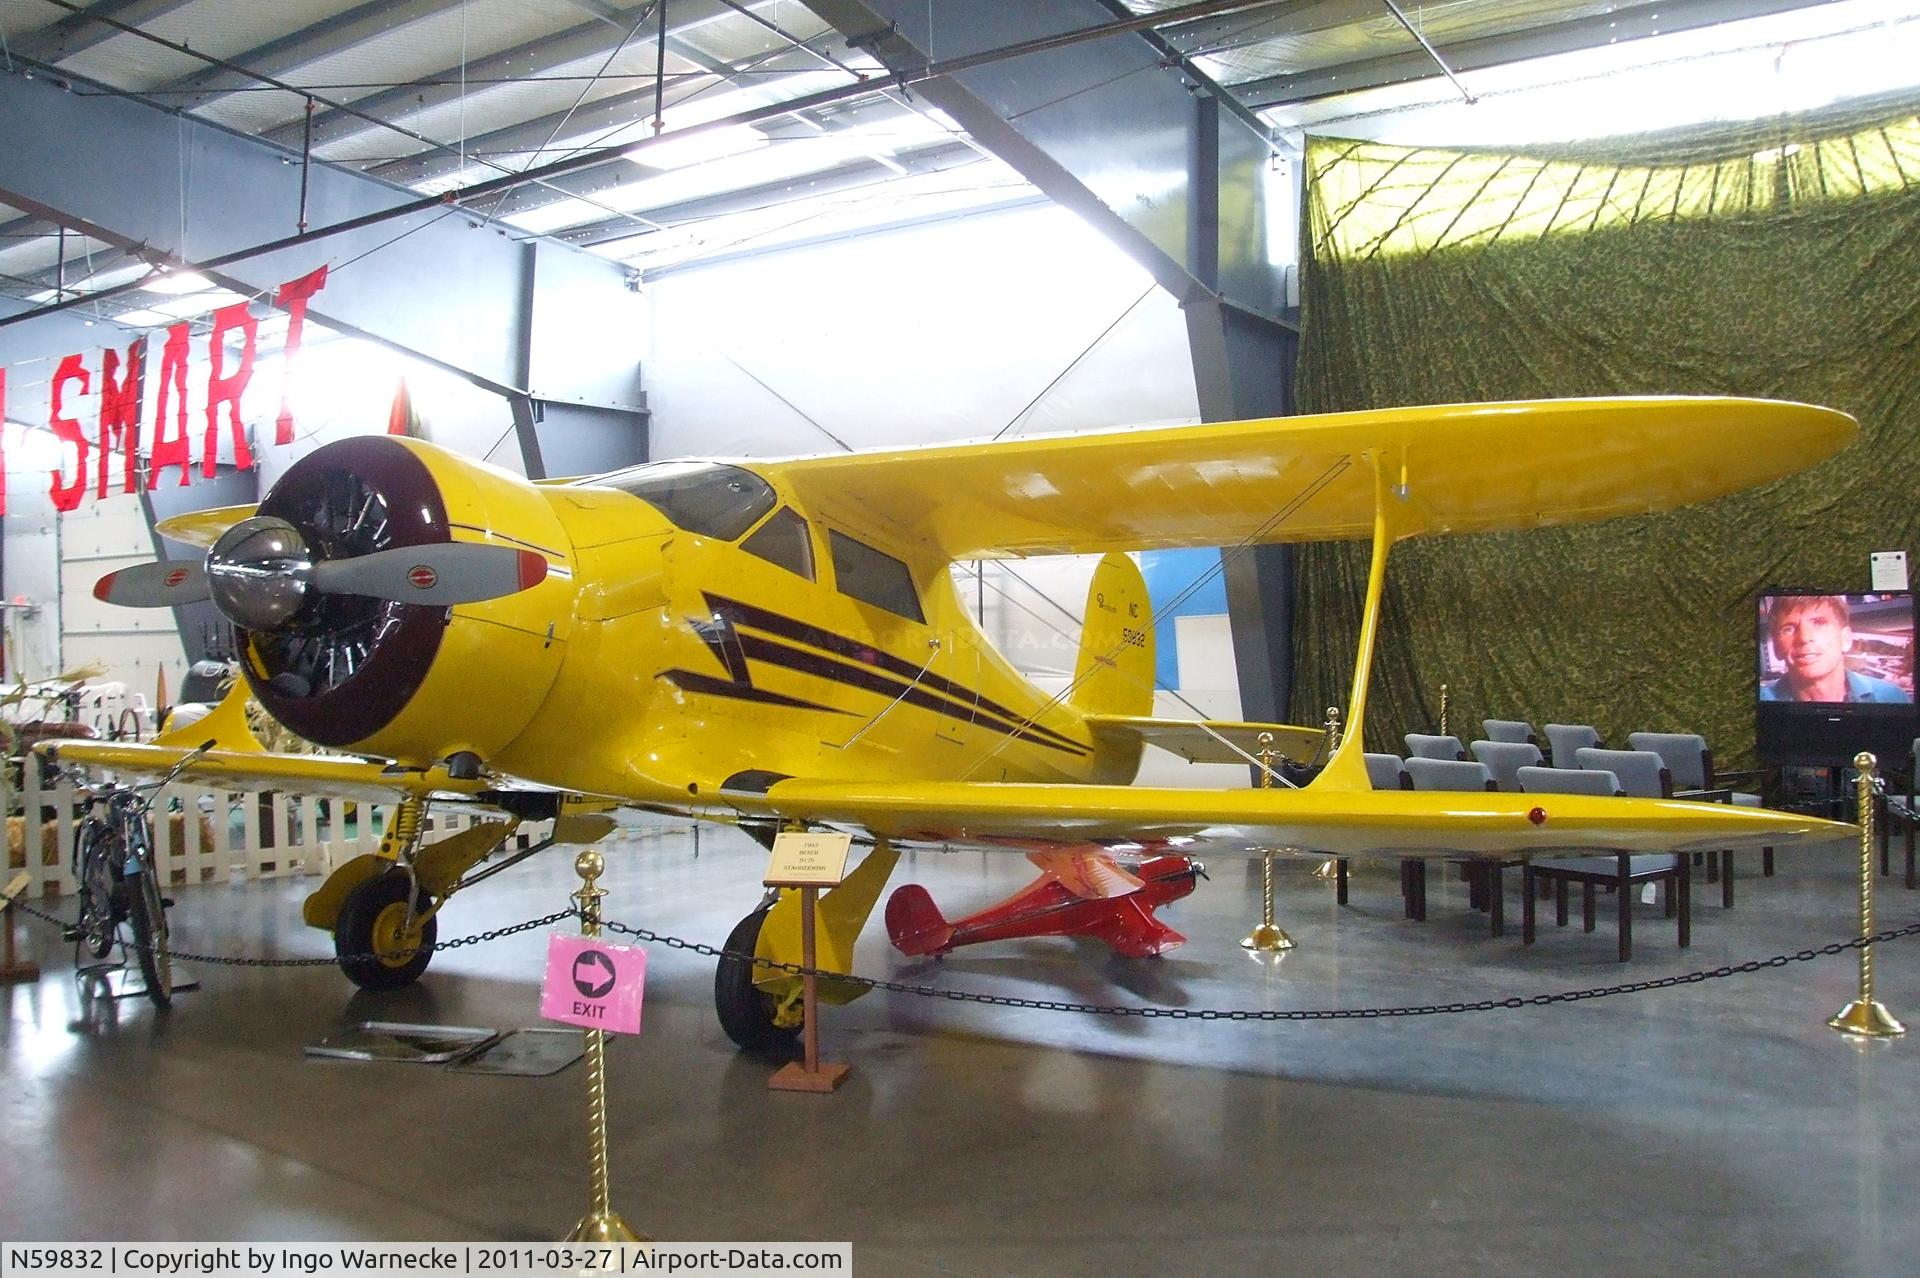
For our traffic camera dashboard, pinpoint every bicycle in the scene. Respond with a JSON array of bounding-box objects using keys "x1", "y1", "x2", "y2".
[{"x1": 58, "y1": 743, "x2": 212, "y2": 1008}]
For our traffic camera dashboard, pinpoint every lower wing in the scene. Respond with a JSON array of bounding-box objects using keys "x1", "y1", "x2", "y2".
[
  {"x1": 39, "y1": 738, "x2": 489, "y2": 806},
  {"x1": 36, "y1": 679, "x2": 488, "y2": 805},
  {"x1": 764, "y1": 779, "x2": 1853, "y2": 858}
]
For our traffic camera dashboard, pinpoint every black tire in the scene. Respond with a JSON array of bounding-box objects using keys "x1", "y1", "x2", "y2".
[
  {"x1": 335, "y1": 870, "x2": 437, "y2": 990},
  {"x1": 126, "y1": 866, "x2": 173, "y2": 1008},
  {"x1": 714, "y1": 906, "x2": 800, "y2": 1052}
]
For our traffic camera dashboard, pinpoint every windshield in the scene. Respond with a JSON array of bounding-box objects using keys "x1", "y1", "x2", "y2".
[{"x1": 581, "y1": 462, "x2": 776, "y2": 541}]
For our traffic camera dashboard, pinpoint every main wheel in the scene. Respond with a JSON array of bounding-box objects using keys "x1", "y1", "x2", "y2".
[
  {"x1": 714, "y1": 905, "x2": 800, "y2": 1052},
  {"x1": 335, "y1": 870, "x2": 437, "y2": 990},
  {"x1": 125, "y1": 866, "x2": 173, "y2": 1008}
]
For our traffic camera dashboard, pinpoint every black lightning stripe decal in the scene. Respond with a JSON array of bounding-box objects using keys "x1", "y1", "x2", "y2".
[
  {"x1": 662, "y1": 668, "x2": 852, "y2": 714},
  {"x1": 694, "y1": 593, "x2": 1088, "y2": 757}
]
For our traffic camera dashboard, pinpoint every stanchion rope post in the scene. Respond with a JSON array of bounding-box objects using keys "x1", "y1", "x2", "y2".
[
  {"x1": 1828, "y1": 752, "x2": 1906, "y2": 1039},
  {"x1": 565, "y1": 850, "x2": 644, "y2": 1241},
  {"x1": 1241, "y1": 732, "x2": 1295, "y2": 954}
]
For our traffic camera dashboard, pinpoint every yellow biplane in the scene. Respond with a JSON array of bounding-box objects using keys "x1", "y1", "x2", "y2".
[{"x1": 56, "y1": 396, "x2": 1858, "y2": 1048}]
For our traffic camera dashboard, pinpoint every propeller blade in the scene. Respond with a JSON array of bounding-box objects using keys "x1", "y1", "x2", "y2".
[
  {"x1": 94, "y1": 561, "x2": 212, "y2": 607},
  {"x1": 310, "y1": 543, "x2": 548, "y2": 605}
]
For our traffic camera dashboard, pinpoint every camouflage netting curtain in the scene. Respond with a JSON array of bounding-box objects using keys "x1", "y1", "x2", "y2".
[{"x1": 1290, "y1": 96, "x2": 1920, "y2": 767}]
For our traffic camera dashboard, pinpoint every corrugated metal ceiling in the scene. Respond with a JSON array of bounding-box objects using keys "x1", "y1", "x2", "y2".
[{"x1": 0, "y1": 0, "x2": 1867, "y2": 319}]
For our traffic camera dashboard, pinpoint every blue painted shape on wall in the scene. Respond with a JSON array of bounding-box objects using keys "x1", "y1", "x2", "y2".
[{"x1": 1139, "y1": 547, "x2": 1228, "y2": 691}]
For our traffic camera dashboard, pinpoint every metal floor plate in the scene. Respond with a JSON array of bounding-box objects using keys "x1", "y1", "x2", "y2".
[
  {"x1": 305, "y1": 1021, "x2": 499, "y2": 1064},
  {"x1": 445, "y1": 1027, "x2": 584, "y2": 1076}
]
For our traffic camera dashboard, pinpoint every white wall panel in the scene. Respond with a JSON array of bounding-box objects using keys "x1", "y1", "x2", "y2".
[
  {"x1": 644, "y1": 203, "x2": 1199, "y2": 461},
  {"x1": 57, "y1": 492, "x2": 188, "y2": 696}
]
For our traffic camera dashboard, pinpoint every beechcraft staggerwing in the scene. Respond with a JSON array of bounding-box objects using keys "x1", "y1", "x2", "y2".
[{"x1": 53, "y1": 396, "x2": 1859, "y2": 1048}]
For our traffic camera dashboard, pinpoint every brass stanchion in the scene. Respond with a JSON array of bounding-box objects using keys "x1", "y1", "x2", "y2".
[
  {"x1": 1438, "y1": 683, "x2": 1449, "y2": 739},
  {"x1": 566, "y1": 851, "x2": 644, "y2": 1243},
  {"x1": 1829, "y1": 754, "x2": 1906, "y2": 1039},
  {"x1": 1313, "y1": 708, "x2": 1343, "y2": 884},
  {"x1": 1241, "y1": 733, "x2": 1294, "y2": 954}
]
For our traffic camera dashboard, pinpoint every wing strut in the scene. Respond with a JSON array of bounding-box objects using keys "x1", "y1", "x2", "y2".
[{"x1": 1313, "y1": 452, "x2": 1406, "y2": 792}]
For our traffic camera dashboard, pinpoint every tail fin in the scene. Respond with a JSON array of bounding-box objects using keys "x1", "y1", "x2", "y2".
[
  {"x1": 1070, "y1": 553, "x2": 1155, "y2": 716},
  {"x1": 884, "y1": 884, "x2": 954, "y2": 957}
]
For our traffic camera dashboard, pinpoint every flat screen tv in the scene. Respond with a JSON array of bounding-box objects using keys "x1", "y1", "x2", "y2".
[{"x1": 1755, "y1": 590, "x2": 1917, "y2": 767}]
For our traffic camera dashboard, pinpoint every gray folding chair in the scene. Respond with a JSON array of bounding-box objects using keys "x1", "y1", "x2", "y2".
[
  {"x1": 1482, "y1": 719, "x2": 1538, "y2": 745},
  {"x1": 1364, "y1": 753, "x2": 1411, "y2": 790},
  {"x1": 1544, "y1": 723, "x2": 1602, "y2": 768},
  {"x1": 1573, "y1": 747, "x2": 1671, "y2": 798},
  {"x1": 1405, "y1": 758, "x2": 1510, "y2": 932},
  {"x1": 1630, "y1": 730, "x2": 1768, "y2": 896},
  {"x1": 1519, "y1": 764, "x2": 1688, "y2": 960},
  {"x1": 1471, "y1": 740, "x2": 1544, "y2": 792},
  {"x1": 1405, "y1": 733, "x2": 1469, "y2": 761},
  {"x1": 1517, "y1": 765, "x2": 1620, "y2": 796},
  {"x1": 1366, "y1": 753, "x2": 1426, "y2": 917},
  {"x1": 1405, "y1": 757, "x2": 1495, "y2": 792}
]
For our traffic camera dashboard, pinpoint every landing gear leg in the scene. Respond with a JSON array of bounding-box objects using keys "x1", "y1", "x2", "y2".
[{"x1": 713, "y1": 837, "x2": 901, "y2": 1051}]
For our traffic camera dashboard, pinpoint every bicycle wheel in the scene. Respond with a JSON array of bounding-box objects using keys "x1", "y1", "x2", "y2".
[
  {"x1": 125, "y1": 865, "x2": 173, "y2": 1008},
  {"x1": 73, "y1": 827, "x2": 118, "y2": 960}
]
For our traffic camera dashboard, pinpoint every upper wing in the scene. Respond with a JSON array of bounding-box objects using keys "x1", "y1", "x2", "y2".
[
  {"x1": 154, "y1": 503, "x2": 259, "y2": 548},
  {"x1": 1085, "y1": 715, "x2": 1324, "y2": 765},
  {"x1": 763, "y1": 778, "x2": 1853, "y2": 859},
  {"x1": 759, "y1": 398, "x2": 1854, "y2": 560}
]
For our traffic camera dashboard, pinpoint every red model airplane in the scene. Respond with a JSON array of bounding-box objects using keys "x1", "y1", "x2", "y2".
[{"x1": 886, "y1": 849, "x2": 1205, "y2": 959}]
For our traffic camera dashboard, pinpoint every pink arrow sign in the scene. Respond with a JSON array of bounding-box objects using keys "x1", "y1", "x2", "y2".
[{"x1": 540, "y1": 934, "x2": 646, "y2": 1035}]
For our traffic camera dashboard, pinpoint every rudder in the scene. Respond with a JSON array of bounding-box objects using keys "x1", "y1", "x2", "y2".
[{"x1": 1070, "y1": 553, "x2": 1154, "y2": 717}]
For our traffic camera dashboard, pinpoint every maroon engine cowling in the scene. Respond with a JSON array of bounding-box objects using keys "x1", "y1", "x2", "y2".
[{"x1": 242, "y1": 436, "x2": 452, "y2": 748}]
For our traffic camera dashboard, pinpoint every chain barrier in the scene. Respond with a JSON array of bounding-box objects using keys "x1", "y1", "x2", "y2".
[
  {"x1": 598, "y1": 914, "x2": 1920, "y2": 1021},
  {"x1": 8, "y1": 898, "x2": 574, "y2": 968},
  {"x1": 10, "y1": 893, "x2": 1920, "y2": 1021}
]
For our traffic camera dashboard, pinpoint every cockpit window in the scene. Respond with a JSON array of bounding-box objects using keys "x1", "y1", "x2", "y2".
[
  {"x1": 741, "y1": 507, "x2": 815, "y2": 581},
  {"x1": 582, "y1": 462, "x2": 775, "y2": 541},
  {"x1": 830, "y1": 530, "x2": 924, "y2": 623}
]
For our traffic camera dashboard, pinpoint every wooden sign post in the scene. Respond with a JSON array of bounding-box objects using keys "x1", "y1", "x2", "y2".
[
  {"x1": 765, "y1": 832, "x2": 853, "y2": 1094},
  {"x1": 1, "y1": 871, "x2": 39, "y2": 985}
]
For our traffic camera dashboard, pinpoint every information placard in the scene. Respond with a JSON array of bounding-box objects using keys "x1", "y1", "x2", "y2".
[{"x1": 764, "y1": 831, "x2": 853, "y2": 887}]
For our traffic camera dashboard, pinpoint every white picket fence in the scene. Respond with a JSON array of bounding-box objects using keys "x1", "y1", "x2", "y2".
[{"x1": 10, "y1": 763, "x2": 556, "y2": 898}]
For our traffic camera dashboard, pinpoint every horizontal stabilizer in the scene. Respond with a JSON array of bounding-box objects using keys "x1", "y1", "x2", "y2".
[{"x1": 1086, "y1": 715, "x2": 1324, "y2": 766}]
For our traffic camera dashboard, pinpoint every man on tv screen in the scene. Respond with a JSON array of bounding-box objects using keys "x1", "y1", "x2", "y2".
[{"x1": 1760, "y1": 595, "x2": 1913, "y2": 703}]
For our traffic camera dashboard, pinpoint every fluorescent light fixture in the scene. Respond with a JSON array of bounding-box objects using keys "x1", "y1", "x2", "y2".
[
  {"x1": 112, "y1": 308, "x2": 176, "y2": 327},
  {"x1": 578, "y1": 71, "x2": 849, "y2": 154},
  {"x1": 152, "y1": 290, "x2": 248, "y2": 319},
  {"x1": 506, "y1": 198, "x2": 604, "y2": 235},
  {"x1": 594, "y1": 160, "x2": 1036, "y2": 271},
  {"x1": 625, "y1": 124, "x2": 769, "y2": 171},
  {"x1": 142, "y1": 270, "x2": 213, "y2": 295}
]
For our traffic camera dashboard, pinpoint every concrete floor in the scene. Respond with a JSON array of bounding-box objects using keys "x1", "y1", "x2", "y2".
[{"x1": 5, "y1": 823, "x2": 1919, "y2": 1276}]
